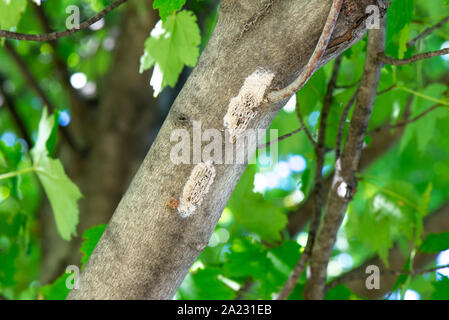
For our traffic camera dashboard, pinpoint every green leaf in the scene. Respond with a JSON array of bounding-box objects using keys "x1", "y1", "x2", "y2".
[
  {"x1": 268, "y1": 240, "x2": 302, "y2": 271},
  {"x1": 153, "y1": 0, "x2": 186, "y2": 21},
  {"x1": 432, "y1": 276, "x2": 449, "y2": 300},
  {"x1": 419, "y1": 232, "x2": 449, "y2": 253},
  {"x1": 0, "y1": 0, "x2": 27, "y2": 30},
  {"x1": 391, "y1": 256, "x2": 413, "y2": 299},
  {"x1": 397, "y1": 24, "x2": 410, "y2": 59},
  {"x1": 39, "y1": 224, "x2": 106, "y2": 299},
  {"x1": 300, "y1": 163, "x2": 314, "y2": 196},
  {"x1": 296, "y1": 68, "x2": 326, "y2": 119},
  {"x1": 400, "y1": 84, "x2": 448, "y2": 152},
  {"x1": 347, "y1": 180, "x2": 419, "y2": 265},
  {"x1": 80, "y1": 224, "x2": 106, "y2": 268},
  {"x1": 30, "y1": 109, "x2": 54, "y2": 165},
  {"x1": 0, "y1": 241, "x2": 19, "y2": 287},
  {"x1": 31, "y1": 109, "x2": 82, "y2": 241},
  {"x1": 223, "y1": 238, "x2": 300, "y2": 299},
  {"x1": 83, "y1": 0, "x2": 109, "y2": 12},
  {"x1": 140, "y1": 10, "x2": 201, "y2": 96},
  {"x1": 39, "y1": 273, "x2": 70, "y2": 300},
  {"x1": 224, "y1": 238, "x2": 273, "y2": 279},
  {"x1": 0, "y1": 141, "x2": 22, "y2": 171},
  {"x1": 46, "y1": 110, "x2": 60, "y2": 156},
  {"x1": 286, "y1": 284, "x2": 305, "y2": 300},
  {"x1": 325, "y1": 285, "x2": 352, "y2": 300},
  {"x1": 35, "y1": 159, "x2": 82, "y2": 241},
  {"x1": 228, "y1": 166, "x2": 287, "y2": 243},
  {"x1": 0, "y1": 141, "x2": 23, "y2": 199},
  {"x1": 386, "y1": 0, "x2": 414, "y2": 57},
  {"x1": 178, "y1": 267, "x2": 236, "y2": 300},
  {"x1": 226, "y1": 239, "x2": 279, "y2": 297},
  {"x1": 415, "y1": 183, "x2": 432, "y2": 247},
  {"x1": 391, "y1": 273, "x2": 410, "y2": 298}
]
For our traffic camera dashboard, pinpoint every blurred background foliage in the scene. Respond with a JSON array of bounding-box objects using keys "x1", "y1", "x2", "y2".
[{"x1": 1, "y1": 0, "x2": 449, "y2": 300}]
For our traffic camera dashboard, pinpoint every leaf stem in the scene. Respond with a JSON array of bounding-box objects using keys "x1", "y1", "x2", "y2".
[
  {"x1": 397, "y1": 86, "x2": 449, "y2": 106},
  {"x1": 0, "y1": 166, "x2": 37, "y2": 181}
]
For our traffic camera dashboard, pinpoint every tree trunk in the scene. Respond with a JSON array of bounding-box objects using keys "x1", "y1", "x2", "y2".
[{"x1": 68, "y1": 0, "x2": 387, "y2": 300}]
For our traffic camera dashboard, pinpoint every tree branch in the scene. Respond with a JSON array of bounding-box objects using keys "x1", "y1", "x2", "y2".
[
  {"x1": 266, "y1": 0, "x2": 344, "y2": 103},
  {"x1": 368, "y1": 103, "x2": 445, "y2": 134},
  {"x1": 275, "y1": 55, "x2": 342, "y2": 300},
  {"x1": 335, "y1": 89, "x2": 357, "y2": 159},
  {"x1": 336, "y1": 79, "x2": 360, "y2": 89},
  {"x1": 305, "y1": 19, "x2": 386, "y2": 300},
  {"x1": 258, "y1": 127, "x2": 304, "y2": 149},
  {"x1": 261, "y1": 81, "x2": 404, "y2": 155},
  {"x1": 377, "y1": 83, "x2": 397, "y2": 95},
  {"x1": 0, "y1": 0, "x2": 128, "y2": 42},
  {"x1": 296, "y1": 102, "x2": 318, "y2": 149},
  {"x1": 327, "y1": 264, "x2": 449, "y2": 292},
  {"x1": 379, "y1": 48, "x2": 449, "y2": 66},
  {"x1": 407, "y1": 14, "x2": 449, "y2": 47}
]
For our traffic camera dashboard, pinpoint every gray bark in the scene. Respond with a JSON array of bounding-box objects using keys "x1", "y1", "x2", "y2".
[
  {"x1": 68, "y1": 0, "x2": 387, "y2": 299},
  {"x1": 305, "y1": 18, "x2": 386, "y2": 299}
]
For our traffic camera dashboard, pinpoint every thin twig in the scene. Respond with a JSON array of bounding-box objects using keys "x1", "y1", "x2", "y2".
[
  {"x1": 336, "y1": 79, "x2": 360, "y2": 90},
  {"x1": 379, "y1": 48, "x2": 449, "y2": 66},
  {"x1": 259, "y1": 82, "x2": 398, "y2": 151},
  {"x1": 335, "y1": 90, "x2": 357, "y2": 159},
  {"x1": 377, "y1": 84, "x2": 397, "y2": 95},
  {"x1": 326, "y1": 264, "x2": 449, "y2": 292},
  {"x1": 409, "y1": 263, "x2": 449, "y2": 275},
  {"x1": 296, "y1": 102, "x2": 318, "y2": 149},
  {"x1": 0, "y1": 0, "x2": 128, "y2": 42},
  {"x1": 368, "y1": 103, "x2": 444, "y2": 134},
  {"x1": 258, "y1": 127, "x2": 304, "y2": 149},
  {"x1": 267, "y1": 0, "x2": 344, "y2": 103},
  {"x1": 407, "y1": 15, "x2": 449, "y2": 47}
]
